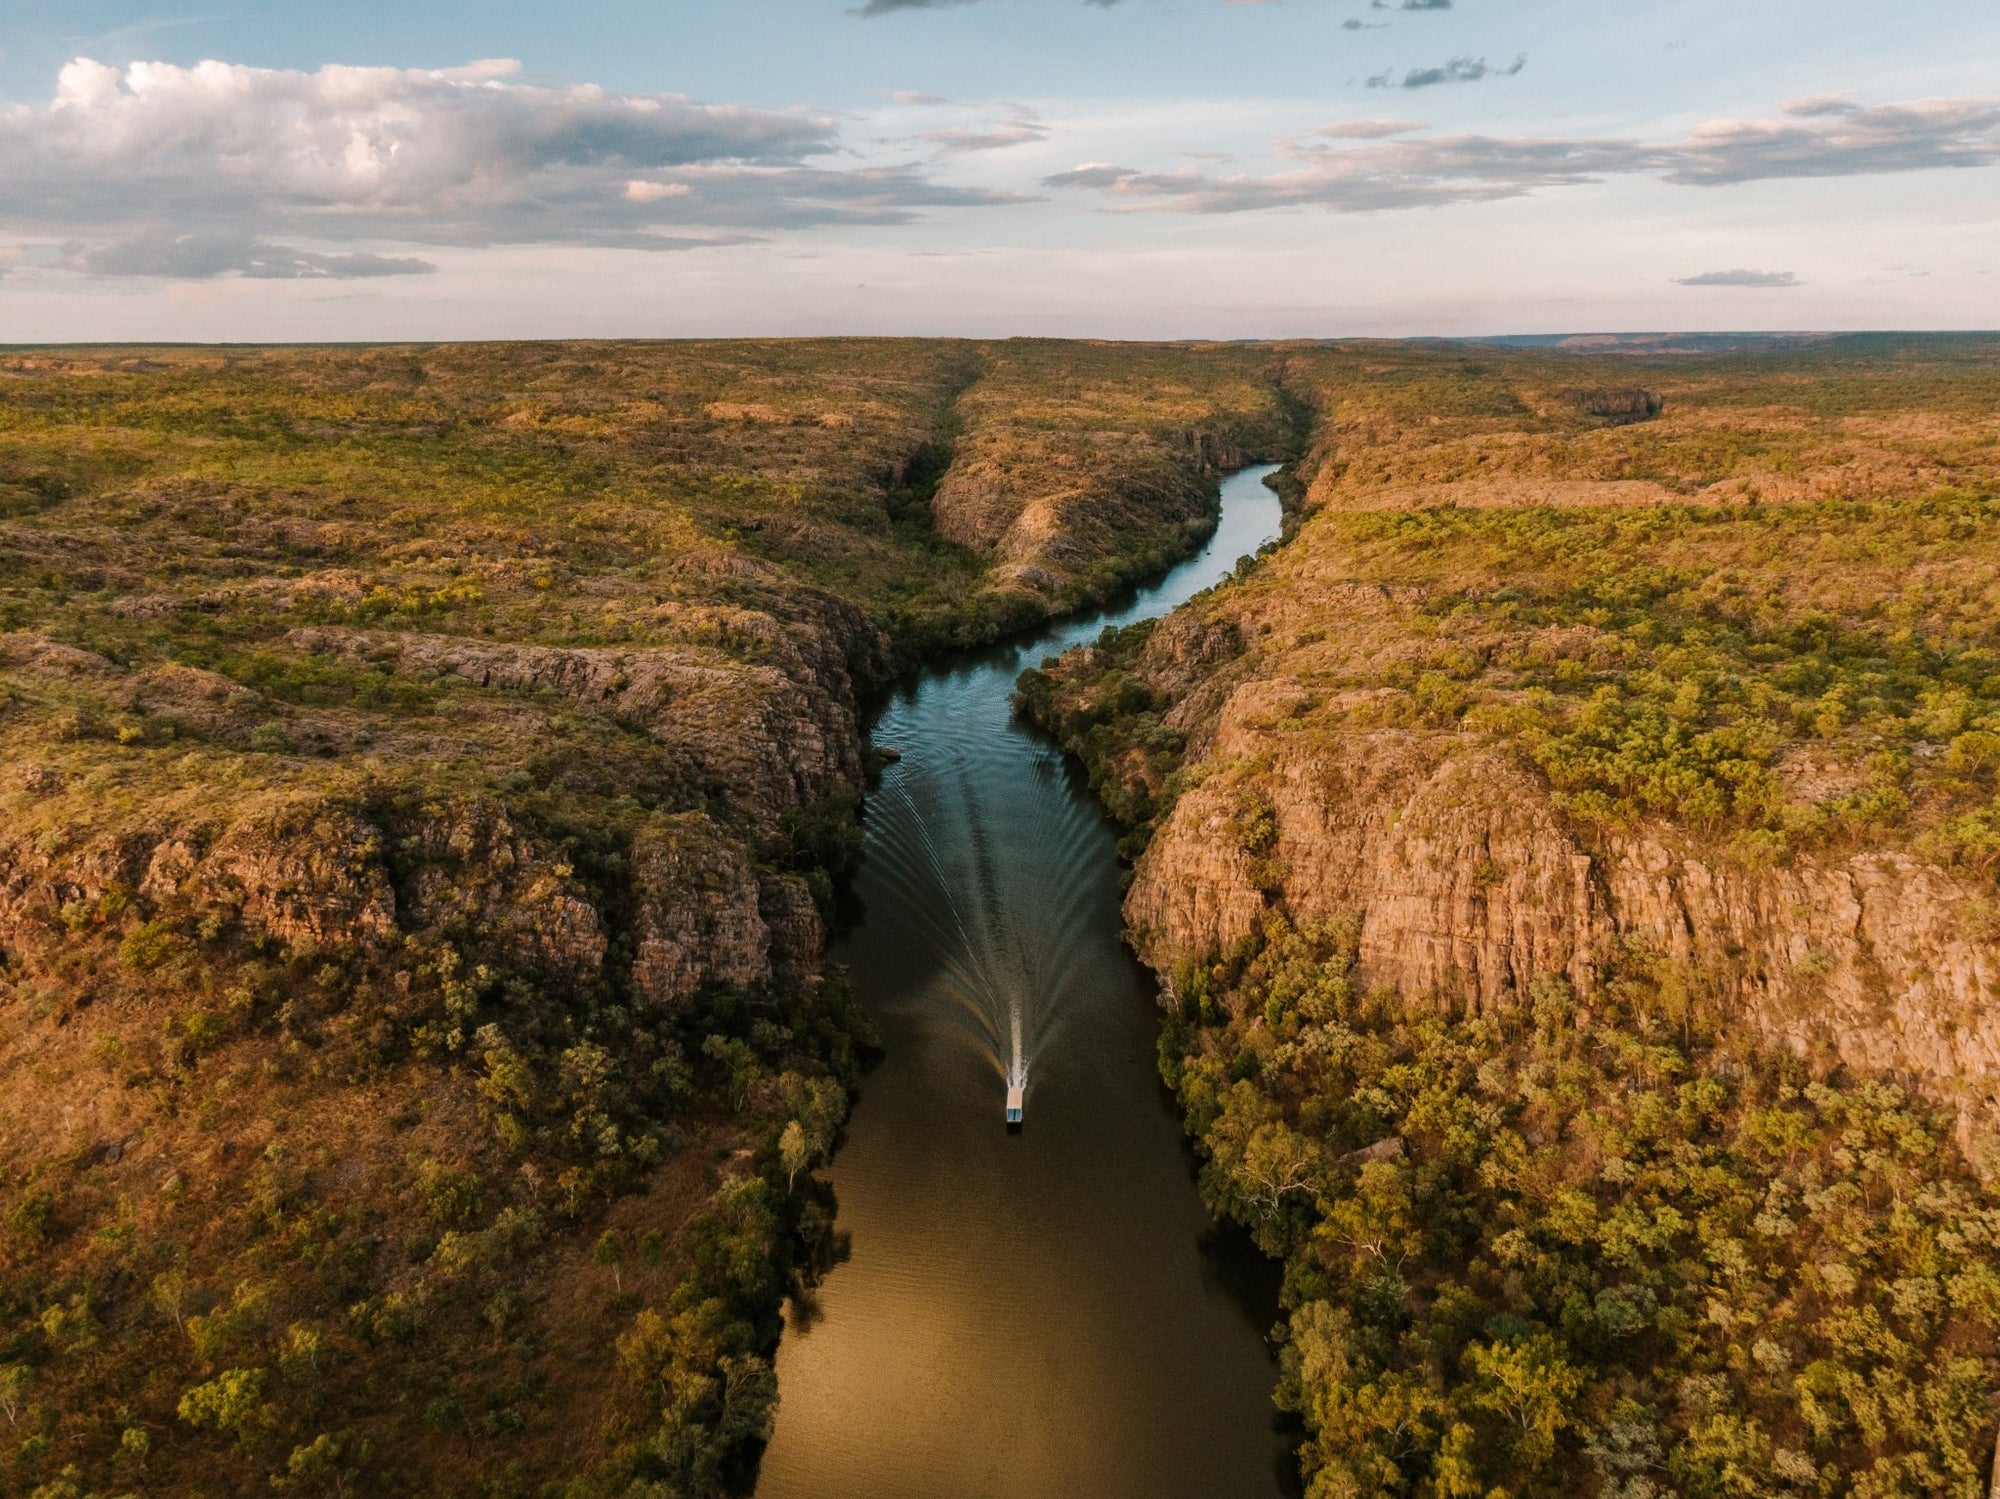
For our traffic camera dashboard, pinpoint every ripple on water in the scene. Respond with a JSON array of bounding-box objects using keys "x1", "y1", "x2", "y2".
[{"x1": 754, "y1": 467, "x2": 1292, "y2": 1499}]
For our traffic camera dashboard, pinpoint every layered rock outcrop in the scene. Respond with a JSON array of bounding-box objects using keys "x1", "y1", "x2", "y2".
[
  {"x1": 0, "y1": 625, "x2": 837, "y2": 1007},
  {"x1": 926, "y1": 344, "x2": 1293, "y2": 597},
  {"x1": 628, "y1": 811, "x2": 775, "y2": 1007},
  {"x1": 0, "y1": 788, "x2": 401, "y2": 958},
  {"x1": 933, "y1": 429, "x2": 1277, "y2": 597},
  {"x1": 1129, "y1": 698, "x2": 2000, "y2": 1128},
  {"x1": 1033, "y1": 338, "x2": 2000, "y2": 1147},
  {"x1": 286, "y1": 623, "x2": 864, "y2": 826}
]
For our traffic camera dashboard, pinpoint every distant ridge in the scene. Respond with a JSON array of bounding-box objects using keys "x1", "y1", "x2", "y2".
[{"x1": 1444, "y1": 330, "x2": 2000, "y2": 356}]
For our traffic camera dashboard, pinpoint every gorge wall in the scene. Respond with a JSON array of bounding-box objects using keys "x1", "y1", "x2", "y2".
[
  {"x1": 1036, "y1": 336, "x2": 2000, "y2": 1143},
  {"x1": 1127, "y1": 674, "x2": 2000, "y2": 1139}
]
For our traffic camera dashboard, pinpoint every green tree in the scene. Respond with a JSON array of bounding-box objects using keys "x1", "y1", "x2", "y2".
[
  {"x1": 118, "y1": 1424, "x2": 151, "y2": 1474},
  {"x1": 1201, "y1": 1084, "x2": 1323, "y2": 1251},
  {"x1": 1465, "y1": 1334, "x2": 1588, "y2": 1469},
  {"x1": 280, "y1": 1322, "x2": 324, "y2": 1380},
  {"x1": 39, "y1": 1296, "x2": 100, "y2": 1357},
  {"x1": 0, "y1": 1364, "x2": 28, "y2": 1430},
  {"x1": 178, "y1": 1367, "x2": 276, "y2": 1453},
  {"x1": 701, "y1": 1035, "x2": 760, "y2": 1114},
  {"x1": 151, "y1": 1267, "x2": 190, "y2": 1334},
  {"x1": 594, "y1": 1230, "x2": 625, "y2": 1293},
  {"x1": 8, "y1": 1189, "x2": 55, "y2": 1248},
  {"x1": 275, "y1": 1430, "x2": 370, "y2": 1495},
  {"x1": 1315, "y1": 1160, "x2": 1425, "y2": 1276},
  {"x1": 778, "y1": 1120, "x2": 811, "y2": 1192}
]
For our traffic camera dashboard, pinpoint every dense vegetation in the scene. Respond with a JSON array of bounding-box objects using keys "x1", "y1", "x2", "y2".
[
  {"x1": 1307, "y1": 486, "x2": 2000, "y2": 870},
  {"x1": 1169, "y1": 919, "x2": 2000, "y2": 1498},
  {"x1": 0, "y1": 338, "x2": 1287, "y2": 1497},
  {"x1": 1022, "y1": 335, "x2": 2000, "y2": 1497}
]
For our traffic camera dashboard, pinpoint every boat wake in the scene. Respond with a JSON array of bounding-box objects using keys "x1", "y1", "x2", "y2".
[{"x1": 866, "y1": 723, "x2": 1101, "y2": 1125}]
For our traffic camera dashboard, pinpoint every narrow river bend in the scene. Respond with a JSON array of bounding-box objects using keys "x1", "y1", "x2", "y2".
[{"x1": 755, "y1": 465, "x2": 1290, "y2": 1499}]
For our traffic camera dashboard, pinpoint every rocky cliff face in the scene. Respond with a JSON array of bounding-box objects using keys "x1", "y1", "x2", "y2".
[
  {"x1": 933, "y1": 429, "x2": 1253, "y2": 577},
  {"x1": 0, "y1": 606, "x2": 856, "y2": 1009},
  {"x1": 628, "y1": 810, "x2": 778, "y2": 1008},
  {"x1": 1030, "y1": 338, "x2": 2000, "y2": 1146},
  {"x1": 927, "y1": 344, "x2": 1293, "y2": 600},
  {"x1": 286, "y1": 622, "x2": 864, "y2": 828},
  {"x1": 1128, "y1": 697, "x2": 2000, "y2": 1132}
]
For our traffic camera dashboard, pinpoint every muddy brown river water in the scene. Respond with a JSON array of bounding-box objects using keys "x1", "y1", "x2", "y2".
[{"x1": 754, "y1": 465, "x2": 1292, "y2": 1499}]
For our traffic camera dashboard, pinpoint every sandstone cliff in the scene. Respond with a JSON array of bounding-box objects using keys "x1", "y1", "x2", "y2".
[
  {"x1": 1127, "y1": 697, "x2": 2000, "y2": 1133},
  {"x1": 929, "y1": 342, "x2": 1295, "y2": 601},
  {"x1": 0, "y1": 602, "x2": 857, "y2": 1004},
  {"x1": 1030, "y1": 336, "x2": 2000, "y2": 1144}
]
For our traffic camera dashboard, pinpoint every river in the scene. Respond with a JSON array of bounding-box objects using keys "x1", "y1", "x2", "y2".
[{"x1": 754, "y1": 464, "x2": 1291, "y2": 1499}]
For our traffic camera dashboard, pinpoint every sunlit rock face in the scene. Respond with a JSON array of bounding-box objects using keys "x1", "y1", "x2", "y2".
[
  {"x1": 1031, "y1": 339, "x2": 2000, "y2": 1146},
  {"x1": 1130, "y1": 705, "x2": 2000, "y2": 1133}
]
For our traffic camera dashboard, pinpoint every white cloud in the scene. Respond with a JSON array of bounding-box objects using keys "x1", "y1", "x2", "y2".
[
  {"x1": 1047, "y1": 134, "x2": 1649, "y2": 213},
  {"x1": 1667, "y1": 97, "x2": 2000, "y2": 184},
  {"x1": 0, "y1": 56, "x2": 1022, "y2": 274},
  {"x1": 21, "y1": 57, "x2": 829, "y2": 212},
  {"x1": 1048, "y1": 93, "x2": 2000, "y2": 215},
  {"x1": 61, "y1": 233, "x2": 435, "y2": 279},
  {"x1": 921, "y1": 121, "x2": 1048, "y2": 154}
]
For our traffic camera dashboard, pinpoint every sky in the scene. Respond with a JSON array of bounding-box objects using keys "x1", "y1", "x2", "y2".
[{"x1": 0, "y1": 0, "x2": 1995, "y2": 341}]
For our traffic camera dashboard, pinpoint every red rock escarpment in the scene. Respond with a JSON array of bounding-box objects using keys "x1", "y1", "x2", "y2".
[{"x1": 1128, "y1": 682, "x2": 2000, "y2": 1132}]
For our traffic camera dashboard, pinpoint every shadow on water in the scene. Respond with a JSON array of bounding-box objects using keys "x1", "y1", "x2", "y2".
[
  {"x1": 1193, "y1": 1188, "x2": 1286, "y2": 1338},
  {"x1": 754, "y1": 468, "x2": 1293, "y2": 1499}
]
